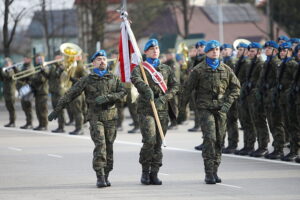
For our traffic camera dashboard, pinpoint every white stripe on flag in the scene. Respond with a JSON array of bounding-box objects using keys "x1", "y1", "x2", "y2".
[{"x1": 121, "y1": 22, "x2": 131, "y2": 82}]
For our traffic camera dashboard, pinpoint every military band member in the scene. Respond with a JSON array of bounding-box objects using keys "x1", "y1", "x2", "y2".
[
  {"x1": 48, "y1": 49, "x2": 126, "y2": 188},
  {"x1": 0, "y1": 57, "x2": 16, "y2": 127},
  {"x1": 131, "y1": 39, "x2": 179, "y2": 185},
  {"x1": 221, "y1": 44, "x2": 239, "y2": 154},
  {"x1": 181, "y1": 40, "x2": 240, "y2": 184}
]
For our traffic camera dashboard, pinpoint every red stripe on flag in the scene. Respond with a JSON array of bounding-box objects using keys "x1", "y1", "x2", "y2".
[{"x1": 118, "y1": 33, "x2": 126, "y2": 82}]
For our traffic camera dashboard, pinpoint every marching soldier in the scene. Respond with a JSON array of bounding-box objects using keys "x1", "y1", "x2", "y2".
[
  {"x1": 257, "y1": 41, "x2": 285, "y2": 159},
  {"x1": 241, "y1": 42, "x2": 270, "y2": 157},
  {"x1": 220, "y1": 44, "x2": 239, "y2": 154},
  {"x1": 274, "y1": 42, "x2": 299, "y2": 161},
  {"x1": 0, "y1": 57, "x2": 16, "y2": 127},
  {"x1": 41, "y1": 51, "x2": 66, "y2": 133},
  {"x1": 17, "y1": 55, "x2": 34, "y2": 129},
  {"x1": 31, "y1": 54, "x2": 49, "y2": 130},
  {"x1": 48, "y1": 49, "x2": 127, "y2": 188},
  {"x1": 180, "y1": 40, "x2": 240, "y2": 184},
  {"x1": 131, "y1": 39, "x2": 179, "y2": 185}
]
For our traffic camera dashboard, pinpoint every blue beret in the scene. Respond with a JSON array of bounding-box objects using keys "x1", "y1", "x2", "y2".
[
  {"x1": 204, "y1": 40, "x2": 221, "y2": 53},
  {"x1": 237, "y1": 42, "x2": 249, "y2": 49},
  {"x1": 91, "y1": 50, "x2": 107, "y2": 62},
  {"x1": 220, "y1": 43, "x2": 233, "y2": 50},
  {"x1": 277, "y1": 35, "x2": 289, "y2": 42},
  {"x1": 195, "y1": 40, "x2": 207, "y2": 48},
  {"x1": 295, "y1": 44, "x2": 300, "y2": 53},
  {"x1": 144, "y1": 39, "x2": 159, "y2": 51},
  {"x1": 175, "y1": 54, "x2": 183, "y2": 62},
  {"x1": 264, "y1": 40, "x2": 279, "y2": 49},
  {"x1": 279, "y1": 42, "x2": 292, "y2": 50},
  {"x1": 248, "y1": 42, "x2": 262, "y2": 50},
  {"x1": 289, "y1": 38, "x2": 300, "y2": 44}
]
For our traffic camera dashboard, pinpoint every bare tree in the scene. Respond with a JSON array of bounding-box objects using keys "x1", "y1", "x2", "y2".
[{"x1": 2, "y1": 0, "x2": 27, "y2": 57}]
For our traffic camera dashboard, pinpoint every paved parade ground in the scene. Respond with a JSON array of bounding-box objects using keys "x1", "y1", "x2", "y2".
[{"x1": 0, "y1": 107, "x2": 300, "y2": 200}]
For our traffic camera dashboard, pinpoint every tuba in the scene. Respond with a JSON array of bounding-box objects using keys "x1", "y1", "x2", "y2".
[
  {"x1": 176, "y1": 42, "x2": 189, "y2": 70},
  {"x1": 233, "y1": 39, "x2": 251, "y2": 50}
]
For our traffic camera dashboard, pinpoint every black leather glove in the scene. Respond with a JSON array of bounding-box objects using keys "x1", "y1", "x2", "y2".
[
  {"x1": 144, "y1": 87, "x2": 154, "y2": 101},
  {"x1": 48, "y1": 111, "x2": 58, "y2": 121},
  {"x1": 95, "y1": 95, "x2": 109, "y2": 105}
]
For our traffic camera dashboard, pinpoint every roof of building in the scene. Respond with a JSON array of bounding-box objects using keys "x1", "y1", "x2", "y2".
[{"x1": 27, "y1": 9, "x2": 78, "y2": 38}]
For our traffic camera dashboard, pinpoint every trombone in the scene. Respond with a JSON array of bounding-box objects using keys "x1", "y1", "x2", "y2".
[{"x1": 2, "y1": 62, "x2": 24, "y2": 73}]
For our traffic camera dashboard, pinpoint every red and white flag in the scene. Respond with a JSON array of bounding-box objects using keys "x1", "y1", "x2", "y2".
[{"x1": 118, "y1": 14, "x2": 141, "y2": 83}]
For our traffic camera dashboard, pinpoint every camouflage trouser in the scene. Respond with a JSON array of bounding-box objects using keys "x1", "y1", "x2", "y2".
[
  {"x1": 51, "y1": 93, "x2": 65, "y2": 129},
  {"x1": 199, "y1": 109, "x2": 226, "y2": 174},
  {"x1": 139, "y1": 112, "x2": 168, "y2": 173},
  {"x1": 35, "y1": 94, "x2": 48, "y2": 127},
  {"x1": 226, "y1": 101, "x2": 239, "y2": 147},
  {"x1": 66, "y1": 104, "x2": 74, "y2": 123},
  {"x1": 21, "y1": 98, "x2": 32, "y2": 124},
  {"x1": 89, "y1": 119, "x2": 117, "y2": 176},
  {"x1": 126, "y1": 88, "x2": 139, "y2": 128},
  {"x1": 288, "y1": 104, "x2": 300, "y2": 154},
  {"x1": 249, "y1": 99, "x2": 269, "y2": 149},
  {"x1": 264, "y1": 104, "x2": 285, "y2": 151},
  {"x1": 116, "y1": 101, "x2": 124, "y2": 128},
  {"x1": 4, "y1": 95, "x2": 16, "y2": 123},
  {"x1": 279, "y1": 103, "x2": 292, "y2": 143},
  {"x1": 190, "y1": 91, "x2": 200, "y2": 128},
  {"x1": 70, "y1": 95, "x2": 83, "y2": 130},
  {"x1": 238, "y1": 98, "x2": 256, "y2": 149}
]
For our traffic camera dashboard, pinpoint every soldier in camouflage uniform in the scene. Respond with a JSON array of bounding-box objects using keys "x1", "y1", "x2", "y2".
[
  {"x1": 41, "y1": 51, "x2": 66, "y2": 133},
  {"x1": 241, "y1": 42, "x2": 270, "y2": 157},
  {"x1": 0, "y1": 58, "x2": 16, "y2": 127},
  {"x1": 257, "y1": 41, "x2": 285, "y2": 159},
  {"x1": 273, "y1": 42, "x2": 299, "y2": 161},
  {"x1": 291, "y1": 44, "x2": 300, "y2": 163},
  {"x1": 48, "y1": 50, "x2": 126, "y2": 188},
  {"x1": 181, "y1": 40, "x2": 240, "y2": 184},
  {"x1": 233, "y1": 43, "x2": 257, "y2": 156},
  {"x1": 131, "y1": 39, "x2": 179, "y2": 185},
  {"x1": 220, "y1": 44, "x2": 239, "y2": 154},
  {"x1": 31, "y1": 54, "x2": 49, "y2": 130},
  {"x1": 17, "y1": 55, "x2": 34, "y2": 129}
]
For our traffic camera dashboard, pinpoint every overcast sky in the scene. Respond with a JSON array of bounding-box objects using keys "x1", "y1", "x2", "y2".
[{"x1": 0, "y1": 0, "x2": 74, "y2": 32}]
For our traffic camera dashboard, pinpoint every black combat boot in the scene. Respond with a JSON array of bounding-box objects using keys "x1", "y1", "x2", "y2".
[
  {"x1": 96, "y1": 175, "x2": 107, "y2": 188},
  {"x1": 20, "y1": 123, "x2": 33, "y2": 129},
  {"x1": 236, "y1": 147, "x2": 254, "y2": 156},
  {"x1": 194, "y1": 143, "x2": 204, "y2": 151},
  {"x1": 213, "y1": 173, "x2": 222, "y2": 183},
  {"x1": 281, "y1": 152, "x2": 297, "y2": 162},
  {"x1": 222, "y1": 145, "x2": 237, "y2": 154},
  {"x1": 141, "y1": 171, "x2": 151, "y2": 185},
  {"x1": 69, "y1": 129, "x2": 84, "y2": 135},
  {"x1": 33, "y1": 126, "x2": 47, "y2": 131},
  {"x1": 265, "y1": 149, "x2": 284, "y2": 159},
  {"x1": 205, "y1": 173, "x2": 216, "y2": 184},
  {"x1": 105, "y1": 174, "x2": 111, "y2": 187},
  {"x1": 4, "y1": 122, "x2": 15, "y2": 128},
  {"x1": 150, "y1": 172, "x2": 162, "y2": 185},
  {"x1": 250, "y1": 148, "x2": 268, "y2": 157},
  {"x1": 51, "y1": 127, "x2": 65, "y2": 133},
  {"x1": 128, "y1": 127, "x2": 140, "y2": 134},
  {"x1": 188, "y1": 126, "x2": 201, "y2": 132},
  {"x1": 295, "y1": 156, "x2": 300, "y2": 163}
]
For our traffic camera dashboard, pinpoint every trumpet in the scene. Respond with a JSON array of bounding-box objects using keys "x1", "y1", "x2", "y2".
[
  {"x1": 2, "y1": 62, "x2": 24, "y2": 73},
  {"x1": 12, "y1": 58, "x2": 63, "y2": 80}
]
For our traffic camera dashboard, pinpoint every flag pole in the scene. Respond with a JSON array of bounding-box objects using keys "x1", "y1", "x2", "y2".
[{"x1": 119, "y1": 8, "x2": 166, "y2": 147}]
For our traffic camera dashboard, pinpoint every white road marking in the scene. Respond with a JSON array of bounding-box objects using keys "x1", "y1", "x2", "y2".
[
  {"x1": 8, "y1": 147, "x2": 22, "y2": 151},
  {"x1": 158, "y1": 173, "x2": 169, "y2": 176},
  {"x1": 217, "y1": 183, "x2": 242, "y2": 189},
  {"x1": 47, "y1": 154, "x2": 63, "y2": 158},
  {"x1": 1, "y1": 127, "x2": 300, "y2": 167}
]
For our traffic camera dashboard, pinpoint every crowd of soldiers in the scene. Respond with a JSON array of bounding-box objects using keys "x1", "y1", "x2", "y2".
[{"x1": 1, "y1": 35, "x2": 300, "y2": 187}]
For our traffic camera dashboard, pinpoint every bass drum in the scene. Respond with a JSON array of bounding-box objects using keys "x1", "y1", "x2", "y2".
[{"x1": 19, "y1": 84, "x2": 33, "y2": 101}]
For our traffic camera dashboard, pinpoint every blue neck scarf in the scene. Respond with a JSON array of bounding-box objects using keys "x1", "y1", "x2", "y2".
[
  {"x1": 223, "y1": 56, "x2": 232, "y2": 63},
  {"x1": 146, "y1": 57, "x2": 160, "y2": 68},
  {"x1": 266, "y1": 56, "x2": 275, "y2": 63},
  {"x1": 93, "y1": 68, "x2": 108, "y2": 77},
  {"x1": 282, "y1": 57, "x2": 292, "y2": 64},
  {"x1": 206, "y1": 57, "x2": 220, "y2": 70}
]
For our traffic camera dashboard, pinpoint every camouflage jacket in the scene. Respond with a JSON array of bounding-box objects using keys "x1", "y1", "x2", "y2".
[
  {"x1": 275, "y1": 58, "x2": 298, "y2": 104},
  {"x1": 131, "y1": 64, "x2": 179, "y2": 115},
  {"x1": 30, "y1": 68, "x2": 49, "y2": 96},
  {"x1": 0, "y1": 67, "x2": 16, "y2": 97},
  {"x1": 41, "y1": 63, "x2": 66, "y2": 96},
  {"x1": 223, "y1": 56, "x2": 236, "y2": 70},
  {"x1": 181, "y1": 60, "x2": 240, "y2": 110},
  {"x1": 257, "y1": 56, "x2": 281, "y2": 104},
  {"x1": 234, "y1": 57, "x2": 250, "y2": 85},
  {"x1": 54, "y1": 72, "x2": 126, "y2": 121}
]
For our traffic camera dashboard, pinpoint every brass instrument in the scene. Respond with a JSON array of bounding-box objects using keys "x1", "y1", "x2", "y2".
[
  {"x1": 176, "y1": 42, "x2": 189, "y2": 70},
  {"x1": 2, "y1": 62, "x2": 23, "y2": 73},
  {"x1": 233, "y1": 39, "x2": 251, "y2": 50}
]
